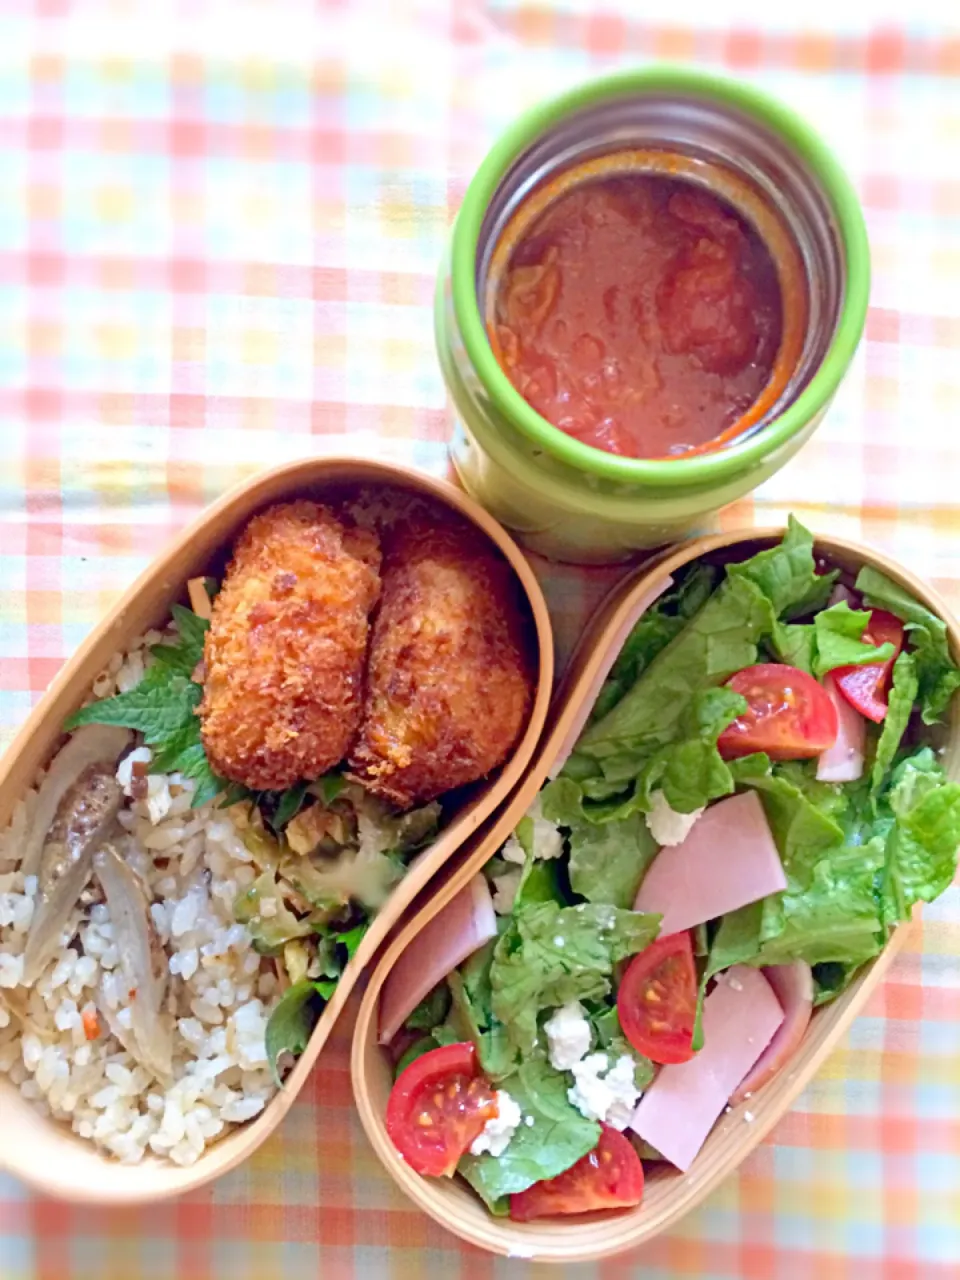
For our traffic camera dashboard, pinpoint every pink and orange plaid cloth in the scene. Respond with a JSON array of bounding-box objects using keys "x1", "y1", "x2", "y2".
[{"x1": 2, "y1": 3, "x2": 960, "y2": 1276}]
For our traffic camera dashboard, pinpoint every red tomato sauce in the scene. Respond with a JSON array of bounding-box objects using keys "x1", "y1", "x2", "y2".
[{"x1": 491, "y1": 174, "x2": 785, "y2": 459}]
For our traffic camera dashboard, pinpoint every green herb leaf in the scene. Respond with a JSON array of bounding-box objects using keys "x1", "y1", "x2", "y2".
[
  {"x1": 191, "y1": 767, "x2": 228, "y2": 810},
  {"x1": 64, "y1": 606, "x2": 225, "y2": 810},
  {"x1": 312, "y1": 771, "x2": 347, "y2": 805},
  {"x1": 273, "y1": 781, "x2": 309, "y2": 829},
  {"x1": 404, "y1": 983, "x2": 451, "y2": 1033},
  {"x1": 216, "y1": 781, "x2": 253, "y2": 809},
  {"x1": 265, "y1": 979, "x2": 336, "y2": 1086},
  {"x1": 67, "y1": 674, "x2": 202, "y2": 742},
  {"x1": 335, "y1": 921, "x2": 369, "y2": 962},
  {"x1": 169, "y1": 603, "x2": 210, "y2": 656}
]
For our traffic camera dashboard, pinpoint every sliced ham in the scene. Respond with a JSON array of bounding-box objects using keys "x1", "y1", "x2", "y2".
[
  {"x1": 730, "y1": 961, "x2": 813, "y2": 1104},
  {"x1": 378, "y1": 874, "x2": 497, "y2": 1044},
  {"x1": 548, "y1": 576, "x2": 674, "y2": 778},
  {"x1": 633, "y1": 791, "x2": 786, "y2": 936},
  {"x1": 816, "y1": 673, "x2": 866, "y2": 782},
  {"x1": 629, "y1": 966, "x2": 784, "y2": 1171}
]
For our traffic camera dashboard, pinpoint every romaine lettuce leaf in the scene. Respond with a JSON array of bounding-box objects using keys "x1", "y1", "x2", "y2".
[
  {"x1": 811, "y1": 961, "x2": 862, "y2": 1006},
  {"x1": 726, "y1": 515, "x2": 830, "y2": 619},
  {"x1": 880, "y1": 756, "x2": 960, "y2": 926},
  {"x1": 755, "y1": 839, "x2": 886, "y2": 967},
  {"x1": 393, "y1": 1036, "x2": 439, "y2": 1078},
  {"x1": 769, "y1": 620, "x2": 815, "y2": 673},
  {"x1": 490, "y1": 902, "x2": 660, "y2": 1054},
  {"x1": 871, "y1": 651, "x2": 919, "y2": 795},
  {"x1": 515, "y1": 856, "x2": 565, "y2": 911},
  {"x1": 706, "y1": 900, "x2": 765, "y2": 977},
  {"x1": 741, "y1": 762, "x2": 846, "y2": 890},
  {"x1": 403, "y1": 982, "x2": 450, "y2": 1032},
  {"x1": 264, "y1": 978, "x2": 336, "y2": 1085},
  {"x1": 711, "y1": 744, "x2": 960, "y2": 981},
  {"x1": 567, "y1": 812, "x2": 658, "y2": 908},
  {"x1": 575, "y1": 687, "x2": 749, "y2": 821},
  {"x1": 812, "y1": 601, "x2": 896, "y2": 678},
  {"x1": 574, "y1": 573, "x2": 775, "y2": 761},
  {"x1": 590, "y1": 565, "x2": 719, "y2": 723},
  {"x1": 585, "y1": 1002, "x2": 656, "y2": 1088},
  {"x1": 457, "y1": 1056, "x2": 600, "y2": 1207},
  {"x1": 540, "y1": 776, "x2": 588, "y2": 826},
  {"x1": 856, "y1": 566, "x2": 960, "y2": 723},
  {"x1": 577, "y1": 521, "x2": 832, "y2": 768}
]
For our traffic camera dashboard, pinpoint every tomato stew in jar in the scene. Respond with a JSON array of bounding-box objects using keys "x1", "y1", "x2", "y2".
[
  {"x1": 440, "y1": 68, "x2": 869, "y2": 562},
  {"x1": 487, "y1": 151, "x2": 807, "y2": 460}
]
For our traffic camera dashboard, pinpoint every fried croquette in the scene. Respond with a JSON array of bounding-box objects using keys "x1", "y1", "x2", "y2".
[
  {"x1": 347, "y1": 512, "x2": 534, "y2": 809},
  {"x1": 198, "y1": 501, "x2": 381, "y2": 791}
]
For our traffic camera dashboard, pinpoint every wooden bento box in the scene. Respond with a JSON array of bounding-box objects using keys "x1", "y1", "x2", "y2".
[{"x1": 0, "y1": 457, "x2": 553, "y2": 1203}]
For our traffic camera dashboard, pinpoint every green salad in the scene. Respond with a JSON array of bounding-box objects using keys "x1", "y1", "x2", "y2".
[{"x1": 379, "y1": 519, "x2": 960, "y2": 1222}]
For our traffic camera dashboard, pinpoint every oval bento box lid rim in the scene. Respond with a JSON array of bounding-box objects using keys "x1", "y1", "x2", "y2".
[
  {"x1": 0, "y1": 454, "x2": 554, "y2": 1203},
  {"x1": 450, "y1": 64, "x2": 871, "y2": 488},
  {"x1": 350, "y1": 525, "x2": 960, "y2": 1263}
]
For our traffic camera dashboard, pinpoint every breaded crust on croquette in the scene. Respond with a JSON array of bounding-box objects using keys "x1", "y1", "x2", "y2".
[
  {"x1": 348, "y1": 512, "x2": 533, "y2": 809},
  {"x1": 198, "y1": 501, "x2": 381, "y2": 791}
]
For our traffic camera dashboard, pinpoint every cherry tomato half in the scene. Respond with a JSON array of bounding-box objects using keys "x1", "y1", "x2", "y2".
[
  {"x1": 717, "y1": 663, "x2": 839, "y2": 761},
  {"x1": 509, "y1": 1125, "x2": 645, "y2": 1222},
  {"x1": 832, "y1": 609, "x2": 905, "y2": 723},
  {"x1": 617, "y1": 932, "x2": 698, "y2": 1066},
  {"x1": 385, "y1": 1042, "x2": 498, "y2": 1177}
]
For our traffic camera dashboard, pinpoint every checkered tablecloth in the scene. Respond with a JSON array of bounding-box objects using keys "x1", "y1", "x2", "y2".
[{"x1": 3, "y1": 3, "x2": 960, "y2": 1276}]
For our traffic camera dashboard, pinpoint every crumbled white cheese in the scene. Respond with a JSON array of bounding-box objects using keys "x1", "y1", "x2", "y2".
[
  {"x1": 501, "y1": 797, "x2": 563, "y2": 864},
  {"x1": 544, "y1": 1001, "x2": 592, "y2": 1071},
  {"x1": 116, "y1": 746, "x2": 152, "y2": 797},
  {"x1": 601, "y1": 1055, "x2": 644, "y2": 1131},
  {"x1": 567, "y1": 1052, "x2": 642, "y2": 1131},
  {"x1": 491, "y1": 868, "x2": 522, "y2": 916},
  {"x1": 645, "y1": 790, "x2": 703, "y2": 847},
  {"x1": 469, "y1": 1090, "x2": 522, "y2": 1157}
]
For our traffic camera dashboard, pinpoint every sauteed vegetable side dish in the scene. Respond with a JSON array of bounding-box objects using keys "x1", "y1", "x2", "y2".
[
  {"x1": 0, "y1": 491, "x2": 533, "y2": 1166},
  {"x1": 377, "y1": 520, "x2": 960, "y2": 1221}
]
